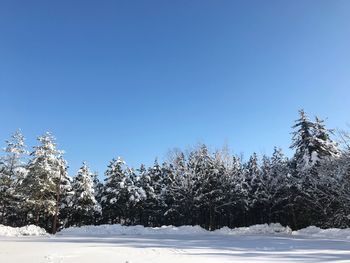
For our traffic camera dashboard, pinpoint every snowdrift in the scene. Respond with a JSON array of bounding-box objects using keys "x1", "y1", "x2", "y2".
[
  {"x1": 293, "y1": 226, "x2": 350, "y2": 239},
  {"x1": 2, "y1": 223, "x2": 350, "y2": 240},
  {"x1": 215, "y1": 223, "x2": 292, "y2": 235},
  {"x1": 58, "y1": 224, "x2": 208, "y2": 236},
  {"x1": 58, "y1": 223, "x2": 292, "y2": 237},
  {"x1": 58, "y1": 223, "x2": 350, "y2": 239},
  {"x1": 0, "y1": 224, "x2": 48, "y2": 237}
]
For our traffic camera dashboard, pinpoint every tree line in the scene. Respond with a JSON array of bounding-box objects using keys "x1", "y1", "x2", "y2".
[{"x1": 1, "y1": 110, "x2": 349, "y2": 233}]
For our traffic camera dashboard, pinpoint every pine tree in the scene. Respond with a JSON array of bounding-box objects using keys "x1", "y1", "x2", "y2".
[
  {"x1": 0, "y1": 130, "x2": 28, "y2": 225},
  {"x1": 291, "y1": 110, "x2": 317, "y2": 171},
  {"x1": 92, "y1": 171, "x2": 103, "y2": 224},
  {"x1": 223, "y1": 155, "x2": 246, "y2": 227},
  {"x1": 328, "y1": 150, "x2": 350, "y2": 227},
  {"x1": 189, "y1": 145, "x2": 225, "y2": 230},
  {"x1": 137, "y1": 159, "x2": 165, "y2": 226},
  {"x1": 133, "y1": 164, "x2": 148, "y2": 225},
  {"x1": 313, "y1": 117, "x2": 340, "y2": 160},
  {"x1": 260, "y1": 148, "x2": 290, "y2": 224},
  {"x1": 242, "y1": 152, "x2": 261, "y2": 225},
  {"x1": 164, "y1": 151, "x2": 195, "y2": 226},
  {"x1": 290, "y1": 111, "x2": 342, "y2": 228},
  {"x1": 71, "y1": 162, "x2": 100, "y2": 226},
  {"x1": 122, "y1": 167, "x2": 143, "y2": 225},
  {"x1": 58, "y1": 175, "x2": 73, "y2": 229},
  {"x1": 21, "y1": 132, "x2": 69, "y2": 232},
  {"x1": 101, "y1": 157, "x2": 128, "y2": 224}
]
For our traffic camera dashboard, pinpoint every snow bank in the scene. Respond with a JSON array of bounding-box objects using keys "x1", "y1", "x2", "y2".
[
  {"x1": 58, "y1": 223, "x2": 292, "y2": 237},
  {"x1": 293, "y1": 226, "x2": 350, "y2": 239},
  {"x1": 58, "y1": 224, "x2": 207, "y2": 236},
  {"x1": 2, "y1": 223, "x2": 350, "y2": 240},
  {"x1": 0, "y1": 224, "x2": 48, "y2": 237},
  {"x1": 57, "y1": 223, "x2": 350, "y2": 240},
  {"x1": 214, "y1": 223, "x2": 292, "y2": 235}
]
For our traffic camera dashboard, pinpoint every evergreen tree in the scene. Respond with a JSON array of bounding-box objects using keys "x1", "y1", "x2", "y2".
[
  {"x1": 291, "y1": 110, "x2": 317, "y2": 171},
  {"x1": 123, "y1": 167, "x2": 145, "y2": 225},
  {"x1": 260, "y1": 148, "x2": 290, "y2": 224},
  {"x1": 92, "y1": 171, "x2": 104, "y2": 224},
  {"x1": 58, "y1": 175, "x2": 73, "y2": 229},
  {"x1": 137, "y1": 159, "x2": 165, "y2": 226},
  {"x1": 71, "y1": 162, "x2": 100, "y2": 226},
  {"x1": 101, "y1": 157, "x2": 128, "y2": 223},
  {"x1": 164, "y1": 151, "x2": 196, "y2": 226},
  {"x1": 1, "y1": 109, "x2": 349, "y2": 230},
  {"x1": 242, "y1": 152, "x2": 262, "y2": 225},
  {"x1": 290, "y1": 111, "x2": 341, "y2": 228},
  {"x1": 133, "y1": 164, "x2": 148, "y2": 225},
  {"x1": 223, "y1": 155, "x2": 246, "y2": 227},
  {"x1": 313, "y1": 117, "x2": 340, "y2": 160},
  {"x1": 0, "y1": 130, "x2": 28, "y2": 225},
  {"x1": 21, "y1": 132, "x2": 69, "y2": 232},
  {"x1": 190, "y1": 145, "x2": 224, "y2": 230}
]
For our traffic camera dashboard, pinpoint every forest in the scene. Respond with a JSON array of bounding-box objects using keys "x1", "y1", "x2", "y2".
[{"x1": 1, "y1": 110, "x2": 349, "y2": 233}]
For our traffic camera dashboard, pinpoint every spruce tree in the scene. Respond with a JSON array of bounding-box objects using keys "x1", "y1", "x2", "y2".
[
  {"x1": 313, "y1": 117, "x2": 340, "y2": 160},
  {"x1": 92, "y1": 171, "x2": 104, "y2": 224},
  {"x1": 101, "y1": 157, "x2": 128, "y2": 224},
  {"x1": 0, "y1": 130, "x2": 28, "y2": 225},
  {"x1": 71, "y1": 162, "x2": 100, "y2": 226},
  {"x1": 190, "y1": 145, "x2": 224, "y2": 230},
  {"x1": 242, "y1": 152, "x2": 261, "y2": 225},
  {"x1": 138, "y1": 159, "x2": 165, "y2": 226},
  {"x1": 21, "y1": 132, "x2": 69, "y2": 232},
  {"x1": 291, "y1": 110, "x2": 317, "y2": 171}
]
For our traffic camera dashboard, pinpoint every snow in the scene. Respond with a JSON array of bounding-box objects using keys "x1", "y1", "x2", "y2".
[
  {"x1": 0, "y1": 224, "x2": 47, "y2": 237},
  {"x1": 58, "y1": 223, "x2": 293, "y2": 237},
  {"x1": 1, "y1": 224, "x2": 350, "y2": 262},
  {"x1": 293, "y1": 226, "x2": 350, "y2": 239},
  {"x1": 58, "y1": 224, "x2": 207, "y2": 236},
  {"x1": 214, "y1": 223, "x2": 293, "y2": 235}
]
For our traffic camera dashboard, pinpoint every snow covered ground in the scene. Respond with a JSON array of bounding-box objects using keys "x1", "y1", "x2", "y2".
[{"x1": 1, "y1": 224, "x2": 350, "y2": 263}]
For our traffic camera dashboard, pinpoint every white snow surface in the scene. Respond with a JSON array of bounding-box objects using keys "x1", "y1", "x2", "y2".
[
  {"x1": 293, "y1": 226, "x2": 350, "y2": 239},
  {"x1": 0, "y1": 224, "x2": 47, "y2": 237},
  {"x1": 58, "y1": 223, "x2": 294, "y2": 237},
  {"x1": 2, "y1": 224, "x2": 350, "y2": 262}
]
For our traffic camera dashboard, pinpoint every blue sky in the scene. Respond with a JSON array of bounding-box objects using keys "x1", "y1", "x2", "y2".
[{"x1": 1, "y1": 1, "x2": 349, "y2": 175}]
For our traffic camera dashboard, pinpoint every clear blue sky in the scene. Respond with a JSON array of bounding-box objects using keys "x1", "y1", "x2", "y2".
[{"x1": 1, "y1": 1, "x2": 349, "y2": 175}]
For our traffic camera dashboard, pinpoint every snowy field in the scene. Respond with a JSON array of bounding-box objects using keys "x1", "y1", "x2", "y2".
[{"x1": 1, "y1": 224, "x2": 350, "y2": 263}]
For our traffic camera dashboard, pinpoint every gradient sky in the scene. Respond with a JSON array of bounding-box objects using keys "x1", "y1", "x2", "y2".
[{"x1": 1, "y1": 0, "x2": 349, "y2": 175}]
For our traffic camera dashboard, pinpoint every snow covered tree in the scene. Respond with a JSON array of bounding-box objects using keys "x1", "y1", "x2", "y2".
[
  {"x1": 212, "y1": 151, "x2": 245, "y2": 228},
  {"x1": 290, "y1": 111, "x2": 341, "y2": 228},
  {"x1": 57, "y1": 175, "x2": 73, "y2": 229},
  {"x1": 21, "y1": 132, "x2": 69, "y2": 232},
  {"x1": 328, "y1": 150, "x2": 350, "y2": 227},
  {"x1": 92, "y1": 171, "x2": 104, "y2": 224},
  {"x1": 130, "y1": 164, "x2": 148, "y2": 225},
  {"x1": 163, "y1": 152, "x2": 185, "y2": 225},
  {"x1": 70, "y1": 162, "x2": 100, "y2": 226},
  {"x1": 101, "y1": 157, "x2": 129, "y2": 224},
  {"x1": 242, "y1": 152, "x2": 262, "y2": 225},
  {"x1": 259, "y1": 148, "x2": 290, "y2": 224},
  {"x1": 0, "y1": 130, "x2": 28, "y2": 225},
  {"x1": 291, "y1": 110, "x2": 339, "y2": 171},
  {"x1": 1, "y1": 109, "x2": 349, "y2": 230},
  {"x1": 313, "y1": 117, "x2": 340, "y2": 160},
  {"x1": 189, "y1": 145, "x2": 225, "y2": 230},
  {"x1": 164, "y1": 151, "x2": 199, "y2": 226},
  {"x1": 291, "y1": 110, "x2": 317, "y2": 172},
  {"x1": 136, "y1": 159, "x2": 167, "y2": 226},
  {"x1": 122, "y1": 167, "x2": 145, "y2": 225}
]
